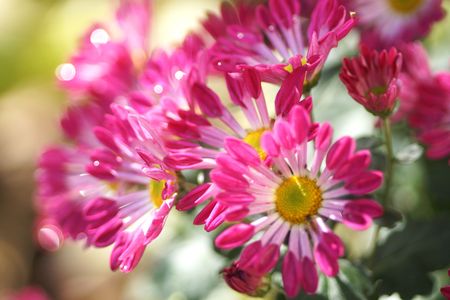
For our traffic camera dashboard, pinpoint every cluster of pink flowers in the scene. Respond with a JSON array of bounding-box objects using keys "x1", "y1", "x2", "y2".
[{"x1": 34, "y1": 0, "x2": 448, "y2": 297}]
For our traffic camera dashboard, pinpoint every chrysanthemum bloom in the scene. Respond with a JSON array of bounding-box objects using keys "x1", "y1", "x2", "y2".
[
  {"x1": 394, "y1": 42, "x2": 450, "y2": 160},
  {"x1": 56, "y1": 0, "x2": 151, "y2": 106},
  {"x1": 133, "y1": 33, "x2": 209, "y2": 114},
  {"x1": 204, "y1": 0, "x2": 356, "y2": 84},
  {"x1": 222, "y1": 263, "x2": 271, "y2": 297},
  {"x1": 211, "y1": 106, "x2": 383, "y2": 296},
  {"x1": 35, "y1": 104, "x2": 110, "y2": 245},
  {"x1": 347, "y1": 0, "x2": 445, "y2": 49},
  {"x1": 340, "y1": 46, "x2": 402, "y2": 118},
  {"x1": 175, "y1": 66, "x2": 317, "y2": 231},
  {"x1": 83, "y1": 104, "x2": 184, "y2": 272}
]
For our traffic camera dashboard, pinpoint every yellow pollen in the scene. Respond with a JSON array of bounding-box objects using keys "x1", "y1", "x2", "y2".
[
  {"x1": 301, "y1": 57, "x2": 308, "y2": 66},
  {"x1": 149, "y1": 179, "x2": 165, "y2": 208},
  {"x1": 388, "y1": 0, "x2": 423, "y2": 14},
  {"x1": 106, "y1": 182, "x2": 119, "y2": 192},
  {"x1": 284, "y1": 64, "x2": 294, "y2": 73},
  {"x1": 283, "y1": 58, "x2": 307, "y2": 73},
  {"x1": 274, "y1": 176, "x2": 323, "y2": 224},
  {"x1": 243, "y1": 128, "x2": 267, "y2": 160}
]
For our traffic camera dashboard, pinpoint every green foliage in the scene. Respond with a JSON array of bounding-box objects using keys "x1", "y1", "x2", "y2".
[{"x1": 370, "y1": 217, "x2": 450, "y2": 299}]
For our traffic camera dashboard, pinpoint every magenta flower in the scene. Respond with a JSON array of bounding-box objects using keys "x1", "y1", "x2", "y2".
[
  {"x1": 347, "y1": 0, "x2": 445, "y2": 49},
  {"x1": 82, "y1": 105, "x2": 180, "y2": 272},
  {"x1": 36, "y1": 146, "x2": 104, "y2": 243},
  {"x1": 135, "y1": 33, "x2": 209, "y2": 113},
  {"x1": 205, "y1": 0, "x2": 356, "y2": 83},
  {"x1": 175, "y1": 66, "x2": 315, "y2": 231},
  {"x1": 211, "y1": 106, "x2": 383, "y2": 296},
  {"x1": 394, "y1": 42, "x2": 450, "y2": 160},
  {"x1": 35, "y1": 104, "x2": 109, "y2": 244},
  {"x1": 340, "y1": 46, "x2": 402, "y2": 117},
  {"x1": 222, "y1": 262, "x2": 270, "y2": 297},
  {"x1": 56, "y1": 0, "x2": 151, "y2": 106}
]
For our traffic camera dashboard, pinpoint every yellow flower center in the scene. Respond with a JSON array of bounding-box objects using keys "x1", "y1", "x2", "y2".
[
  {"x1": 274, "y1": 176, "x2": 323, "y2": 224},
  {"x1": 149, "y1": 179, "x2": 165, "y2": 208},
  {"x1": 388, "y1": 0, "x2": 423, "y2": 14},
  {"x1": 243, "y1": 128, "x2": 268, "y2": 160}
]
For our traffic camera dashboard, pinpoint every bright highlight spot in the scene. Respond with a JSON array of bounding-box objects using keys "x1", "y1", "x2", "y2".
[
  {"x1": 90, "y1": 28, "x2": 110, "y2": 45},
  {"x1": 175, "y1": 70, "x2": 185, "y2": 80},
  {"x1": 154, "y1": 84, "x2": 164, "y2": 94},
  {"x1": 56, "y1": 63, "x2": 76, "y2": 81}
]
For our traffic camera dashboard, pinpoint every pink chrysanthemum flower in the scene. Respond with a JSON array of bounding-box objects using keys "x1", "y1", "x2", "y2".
[
  {"x1": 175, "y1": 66, "x2": 317, "y2": 231},
  {"x1": 340, "y1": 46, "x2": 402, "y2": 117},
  {"x1": 133, "y1": 33, "x2": 209, "y2": 114},
  {"x1": 35, "y1": 104, "x2": 109, "y2": 246},
  {"x1": 56, "y1": 0, "x2": 151, "y2": 106},
  {"x1": 222, "y1": 262, "x2": 271, "y2": 297},
  {"x1": 83, "y1": 104, "x2": 182, "y2": 272},
  {"x1": 348, "y1": 0, "x2": 445, "y2": 49},
  {"x1": 210, "y1": 106, "x2": 383, "y2": 297},
  {"x1": 205, "y1": 0, "x2": 356, "y2": 84},
  {"x1": 394, "y1": 42, "x2": 450, "y2": 160}
]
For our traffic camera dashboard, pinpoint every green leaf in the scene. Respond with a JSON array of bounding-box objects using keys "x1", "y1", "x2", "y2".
[
  {"x1": 375, "y1": 207, "x2": 403, "y2": 228},
  {"x1": 356, "y1": 136, "x2": 384, "y2": 151},
  {"x1": 370, "y1": 216, "x2": 450, "y2": 299}
]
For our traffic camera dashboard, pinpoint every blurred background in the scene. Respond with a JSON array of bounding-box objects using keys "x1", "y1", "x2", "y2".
[{"x1": 0, "y1": 0, "x2": 449, "y2": 299}]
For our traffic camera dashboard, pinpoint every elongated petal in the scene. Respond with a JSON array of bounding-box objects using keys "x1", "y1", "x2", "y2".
[
  {"x1": 282, "y1": 251, "x2": 301, "y2": 297},
  {"x1": 216, "y1": 224, "x2": 255, "y2": 249}
]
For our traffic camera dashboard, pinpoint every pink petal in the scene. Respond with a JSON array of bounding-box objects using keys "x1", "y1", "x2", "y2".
[
  {"x1": 176, "y1": 183, "x2": 212, "y2": 211},
  {"x1": 210, "y1": 169, "x2": 249, "y2": 192},
  {"x1": 261, "y1": 132, "x2": 280, "y2": 157},
  {"x1": 191, "y1": 83, "x2": 224, "y2": 117},
  {"x1": 224, "y1": 137, "x2": 261, "y2": 167},
  {"x1": 326, "y1": 136, "x2": 355, "y2": 170},
  {"x1": 163, "y1": 153, "x2": 203, "y2": 170},
  {"x1": 256, "y1": 243, "x2": 280, "y2": 274},
  {"x1": 243, "y1": 68, "x2": 262, "y2": 99},
  {"x1": 315, "y1": 122, "x2": 333, "y2": 151},
  {"x1": 321, "y1": 232, "x2": 345, "y2": 258},
  {"x1": 289, "y1": 105, "x2": 311, "y2": 144},
  {"x1": 274, "y1": 120, "x2": 295, "y2": 150},
  {"x1": 216, "y1": 192, "x2": 254, "y2": 205},
  {"x1": 225, "y1": 73, "x2": 246, "y2": 107},
  {"x1": 314, "y1": 242, "x2": 340, "y2": 276},
  {"x1": 215, "y1": 224, "x2": 255, "y2": 249},
  {"x1": 300, "y1": 257, "x2": 319, "y2": 294},
  {"x1": 345, "y1": 170, "x2": 383, "y2": 195},
  {"x1": 282, "y1": 251, "x2": 301, "y2": 297}
]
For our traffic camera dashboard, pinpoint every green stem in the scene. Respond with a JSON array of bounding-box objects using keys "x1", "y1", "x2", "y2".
[
  {"x1": 371, "y1": 118, "x2": 395, "y2": 254},
  {"x1": 381, "y1": 117, "x2": 394, "y2": 207}
]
